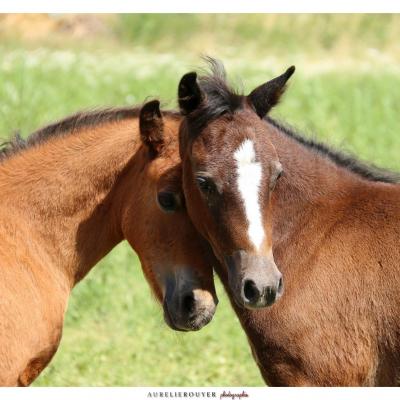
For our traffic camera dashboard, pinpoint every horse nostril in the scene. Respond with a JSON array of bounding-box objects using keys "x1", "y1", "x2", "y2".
[
  {"x1": 243, "y1": 279, "x2": 260, "y2": 303},
  {"x1": 182, "y1": 293, "x2": 196, "y2": 315},
  {"x1": 278, "y1": 277, "x2": 284, "y2": 293}
]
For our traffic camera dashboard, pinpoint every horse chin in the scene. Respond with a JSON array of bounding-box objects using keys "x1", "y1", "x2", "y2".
[
  {"x1": 162, "y1": 300, "x2": 214, "y2": 332},
  {"x1": 188, "y1": 312, "x2": 214, "y2": 331},
  {"x1": 162, "y1": 302, "x2": 189, "y2": 332}
]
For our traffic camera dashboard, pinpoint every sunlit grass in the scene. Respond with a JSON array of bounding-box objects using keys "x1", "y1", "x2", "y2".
[{"x1": 115, "y1": 14, "x2": 400, "y2": 62}]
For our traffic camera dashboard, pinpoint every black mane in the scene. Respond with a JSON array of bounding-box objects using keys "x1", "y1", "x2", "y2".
[
  {"x1": 0, "y1": 107, "x2": 179, "y2": 163},
  {"x1": 0, "y1": 107, "x2": 140, "y2": 162},
  {"x1": 186, "y1": 58, "x2": 399, "y2": 185},
  {"x1": 265, "y1": 117, "x2": 400, "y2": 184}
]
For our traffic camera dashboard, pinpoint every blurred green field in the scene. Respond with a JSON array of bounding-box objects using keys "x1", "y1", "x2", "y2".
[{"x1": 0, "y1": 14, "x2": 399, "y2": 386}]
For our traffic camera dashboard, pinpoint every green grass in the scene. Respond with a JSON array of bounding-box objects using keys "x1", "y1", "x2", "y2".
[
  {"x1": 0, "y1": 15, "x2": 399, "y2": 386},
  {"x1": 114, "y1": 14, "x2": 400, "y2": 61}
]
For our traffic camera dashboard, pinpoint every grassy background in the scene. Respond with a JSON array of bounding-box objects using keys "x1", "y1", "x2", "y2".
[{"x1": 0, "y1": 14, "x2": 399, "y2": 386}]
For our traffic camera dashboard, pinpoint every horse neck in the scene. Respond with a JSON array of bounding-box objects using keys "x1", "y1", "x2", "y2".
[
  {"x1": 0, "y1": 119, "x2": 140, "y2": 287},
  {"x1": 266, "y1": 121, "x2": 377, "y2": 265}
]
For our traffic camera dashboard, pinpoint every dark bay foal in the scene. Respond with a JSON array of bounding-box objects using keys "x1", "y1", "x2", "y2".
[{"x1": 177, "y1": 60, "x2": 400, "y2": 386}]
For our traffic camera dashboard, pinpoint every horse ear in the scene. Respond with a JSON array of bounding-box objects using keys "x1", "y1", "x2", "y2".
[
  {"x1": 139, "y1": 100, "x2": 164, "y2": 156},
  {"x1": 247, "y1": 66, "x2": 295, "y2": 119},
  {"x1": 178, "y1": 72, "x2": 203, "y2": 115}
]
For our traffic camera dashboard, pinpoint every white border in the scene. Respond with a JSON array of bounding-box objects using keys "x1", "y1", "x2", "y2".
[
  {"x1": 0, "y1": 0, "x2": 400, "y2": 13},
  {"x1": 1, "y1": 387, "x2": 400, "y2": 400}
]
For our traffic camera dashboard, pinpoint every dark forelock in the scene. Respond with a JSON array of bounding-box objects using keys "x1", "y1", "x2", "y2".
[{"x1": 185, "y1": 58, "x2": 245, "y2": 137}]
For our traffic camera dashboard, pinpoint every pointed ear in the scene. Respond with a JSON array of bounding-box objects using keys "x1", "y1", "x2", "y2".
[
  {"x1": 178, "y1": 72, "x2": 203, "y2": 115},
  {"x1": 248, "y1": 66, "x2": 295, "y2": 118},
  {"x1": 139, "y1": 100, "x2": 164, "y2": 156}
]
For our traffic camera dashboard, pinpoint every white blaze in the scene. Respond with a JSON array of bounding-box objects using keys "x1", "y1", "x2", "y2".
[{"x1": 234, "y1": 139, "x2": 264, "y2": 250}]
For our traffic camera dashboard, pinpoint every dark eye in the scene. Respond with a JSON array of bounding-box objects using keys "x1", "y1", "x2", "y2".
[
  {"x1": 157, "y1": 192, "x2": 178, "y2": 213},
  {"x1": 196, "y1": 176, "x2": 216, "y2": 196}
]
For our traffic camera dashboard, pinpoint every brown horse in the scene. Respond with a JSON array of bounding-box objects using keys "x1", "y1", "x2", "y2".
[
  {"x1": 0, "y1": 100, "x2": 217, "y2": 386},
  {"x1": 177, "y1": 60, "x2": 400, "y2": 386}
]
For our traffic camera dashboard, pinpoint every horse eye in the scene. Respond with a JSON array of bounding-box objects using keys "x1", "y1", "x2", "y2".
[
  {"x1": 196, "y1": 176, "x2": 216, "y2": 196},
  {"x1": 157, "y1": 192, "x2": 178, "y2": 213}
]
